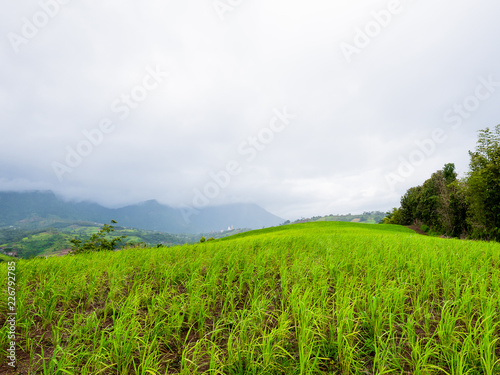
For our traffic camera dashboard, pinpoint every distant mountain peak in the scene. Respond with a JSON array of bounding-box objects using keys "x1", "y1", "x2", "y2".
[{"x1": 0, "y1": 190, "x2": 283, "y2": 234}]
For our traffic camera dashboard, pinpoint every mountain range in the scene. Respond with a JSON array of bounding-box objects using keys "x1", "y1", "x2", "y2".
[{"x1": 0, "y1": 191, "x2": 284, "y2": 233}]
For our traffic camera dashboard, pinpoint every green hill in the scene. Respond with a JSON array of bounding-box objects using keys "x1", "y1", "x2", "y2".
[
  {"x1": 0, "y1": 222, "x2": 199, "y2": 258},
  {"x1": 290, "y1": 211, "x2": 387, "y2": 224},
  {"x1": 2, "y1": 222, "x2": 500, "y2": 374}
]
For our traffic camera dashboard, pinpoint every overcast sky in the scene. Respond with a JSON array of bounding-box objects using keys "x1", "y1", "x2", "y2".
[{"x1": 1, "y1": 0, "x2": 499, "y2": 220}]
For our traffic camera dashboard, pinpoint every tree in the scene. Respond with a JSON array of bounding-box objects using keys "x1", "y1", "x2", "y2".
[
  {"x1": 416, "y1": 172, "x2": 443, "y2": 230},
  {"x1": 466, "y1": 125, "x2": 500, "y2": 240},
  {"x1": 393, "y1": 164, "x2": 465, "y2": 237},
  {"x1": 70, "y1": 220, "x2": 126, "y2": 254},
  {"x1": 387, "y1": 125, "x2": 500, "y2": 241},
  {"x1": 399, "y1": 186, "x2": 422, "y2": 225},
  {"x1": 382, "y1": 208, "x2": 402, "y2": 224},
  {"x1": 443, "y1": 162, "x2": 457, "y2": 185},
  {"x1": 448, "y1": 179, "x2": 469, "y2": 238}
]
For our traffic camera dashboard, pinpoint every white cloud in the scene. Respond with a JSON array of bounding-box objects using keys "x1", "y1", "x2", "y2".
[{"x1": 1, "y1": 0, "x2": 499, "y2": 220}]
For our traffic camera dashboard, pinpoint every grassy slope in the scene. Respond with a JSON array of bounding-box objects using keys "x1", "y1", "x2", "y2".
[
  {"x1": 1, "y1": 222, "x2": 500, "y2": 374},
  {"x1": 0, "y1": 224, "x2": 197, "y2": 258}
]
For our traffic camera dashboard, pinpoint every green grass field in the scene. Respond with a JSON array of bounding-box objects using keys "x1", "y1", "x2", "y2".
[{"x1": 1, "y1": 222, "x2": 500, "y2": 374}]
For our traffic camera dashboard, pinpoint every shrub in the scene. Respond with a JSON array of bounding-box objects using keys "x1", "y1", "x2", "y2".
[{"x1": 70, "y1": 220, "x2": 126, "y2": 254}]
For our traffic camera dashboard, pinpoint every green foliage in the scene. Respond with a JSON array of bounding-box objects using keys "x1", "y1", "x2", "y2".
[
  {"x1": 467, "y1": 125, "x2": 500, "y2": 240},
  {"x1": 70, "y1": 220, "x2": 126, "y2": 254},
  {"x1": 199, "y1": 236, "x2": 206, "y2": 243},
  {"x1": 443, "y1": 162, "x2": 457, "y2": 185},
  {"x1": 420, "y1": 224, "x2": 429, "y2": 233},
  {"x1": 382, "y1": 207, "x2": 402, "y2": 224},
  {"x1": 0, "y1": 228, "x2": 72, "y2": 258},
  {"x1": 448, "y1": 179, "x2": 469, "y2": 238},
  {"x1": 416, "y1": 171, "x2": 444, "y2": 230},
  {"x1": 392, "y1": 126, "x2": 500, "y2": 241},
  {"x1": 395, "y1": 165, "x2": 467, "y2": 237},
  {"x1": 400, "y1": 186, "x2": 422, "y2": 225},
  {"x1": 0, "y1": 222, "x2": 196, "y2": 258}
]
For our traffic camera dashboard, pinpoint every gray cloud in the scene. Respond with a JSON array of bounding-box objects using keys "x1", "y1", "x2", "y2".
[{"x1": 1, "y1": 0, "x2": 499, "y2": 220}]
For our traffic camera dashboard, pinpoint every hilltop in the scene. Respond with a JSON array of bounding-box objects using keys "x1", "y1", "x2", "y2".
[{"x1": 285, "y1": 211, "x2": 386, "y2": 225}]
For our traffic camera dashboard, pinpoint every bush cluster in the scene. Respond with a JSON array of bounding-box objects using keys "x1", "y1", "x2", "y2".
[{"x1": 70, "y1": 220, "x2": 126, "y2": 254}]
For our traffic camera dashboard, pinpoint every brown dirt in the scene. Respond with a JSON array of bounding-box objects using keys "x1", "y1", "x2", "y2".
[{"x1": 406, "y1": 225, "x2": 429, "y2": 236}]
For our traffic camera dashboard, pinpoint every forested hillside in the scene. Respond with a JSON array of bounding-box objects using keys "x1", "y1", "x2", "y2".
[{"x1": 0, "y1": 222, "x2": 197, "y2": 258}]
